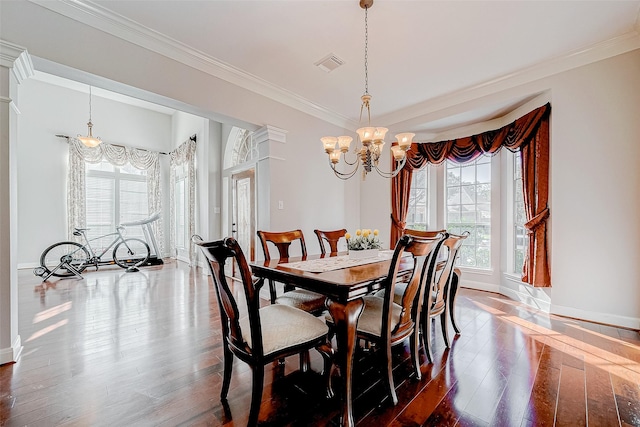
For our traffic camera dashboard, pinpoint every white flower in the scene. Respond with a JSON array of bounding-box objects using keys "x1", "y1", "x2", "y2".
[{"x1": 346, "y1": 228, "x2": 382, "y2": 250}]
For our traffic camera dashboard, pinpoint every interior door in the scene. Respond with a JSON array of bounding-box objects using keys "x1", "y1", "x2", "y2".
[{"x1": 232, "y1": 169, "x2": 256, "y2": 264}]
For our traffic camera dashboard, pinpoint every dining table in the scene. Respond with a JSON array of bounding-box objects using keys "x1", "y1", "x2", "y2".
[
  {"x1": 250, "y1": 250, "x2": 412, "y2": 427},
  {"x1": 250, "y1": 250, "x2": 462, "y2": 426}
]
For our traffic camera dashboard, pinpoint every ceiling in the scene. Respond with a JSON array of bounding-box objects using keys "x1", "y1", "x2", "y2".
[{"x1": 30, "y1": 0, "x2": 640, "y2": 139}]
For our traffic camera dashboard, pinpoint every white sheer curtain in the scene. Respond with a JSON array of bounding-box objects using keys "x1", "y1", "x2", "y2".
[
  {"x1": 67, "y1": 137, "x2": 163, "y2": 252},
  {"x1": 169, "y1": 137, "x2": 197, "y2": 265}
]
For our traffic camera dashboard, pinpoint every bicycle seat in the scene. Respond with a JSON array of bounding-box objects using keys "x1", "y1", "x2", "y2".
[
  {"x1": 119, "y1": 212, "x2": 161, "y2": 227},
  {"x1": 73, "y1": 228, "x2": 90, "y2": 235}
]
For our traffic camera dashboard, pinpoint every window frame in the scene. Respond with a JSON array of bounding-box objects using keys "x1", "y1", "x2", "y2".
[{"x1": 444, "y1": 156, "x2": 493, "y2": 270}]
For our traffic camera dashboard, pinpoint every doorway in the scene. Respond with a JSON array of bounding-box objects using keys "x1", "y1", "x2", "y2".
[{"x1": 232, "y1": 169, "x2": 256, "y2": 263}]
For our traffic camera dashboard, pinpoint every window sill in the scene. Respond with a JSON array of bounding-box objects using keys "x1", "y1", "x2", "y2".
[{"x1": 458, "y1": 266, "x2": 494, "y2": 276}]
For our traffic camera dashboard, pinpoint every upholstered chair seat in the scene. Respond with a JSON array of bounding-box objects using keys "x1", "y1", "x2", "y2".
[
  {"x1": 356, "y1": 296, "x2": 402, "y2": 338},
  {"x1": 240, "y1": 304, "x2": 328, "y2": 357},
  {"x1": 275, "y1": 288, "x2": 327, "y2": 314}
]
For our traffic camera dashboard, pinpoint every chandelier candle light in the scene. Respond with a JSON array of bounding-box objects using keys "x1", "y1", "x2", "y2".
[
  {"x1": 321, "y1": 0, "x2": 414, "y2": 180},
  {"x1": 78, "y1": 86, "x2": 102, "y2": 148}
]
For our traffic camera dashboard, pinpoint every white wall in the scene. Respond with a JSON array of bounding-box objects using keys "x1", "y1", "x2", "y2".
[
  {"x1": 17, "y1": 78, "x2": 172, "y2": 265},
  {"x1": 548, "y1": 50, "x2": 640, "y2": 327}
]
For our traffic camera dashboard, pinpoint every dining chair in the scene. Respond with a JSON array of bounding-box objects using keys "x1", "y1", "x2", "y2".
[
  {"x1": 421, "y1": 231, "x2": 469, "y2": 363},
  {"x1": 257, "y1": 229, "x2": 327, "y2": 315},
  {"x1": 314, "y1": 228, "x2": 347, "y2": 255},
  {"x1": 194, "y1": 236, "x2": 333, "y2": 426},
  {"x1": 332, "y1": 232, "x2": 445, "y2": 406}
]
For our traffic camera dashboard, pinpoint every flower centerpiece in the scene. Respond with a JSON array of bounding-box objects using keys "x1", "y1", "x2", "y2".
[{"x1": 346, "y1": 229, "x2": 382, "y2": 259}]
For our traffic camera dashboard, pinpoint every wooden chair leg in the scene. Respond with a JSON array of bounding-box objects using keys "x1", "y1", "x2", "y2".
[
  {"x1": 449, "y1": 270, "x2": 461, "y2": 334},
  {"x1": 268, "y1": 279, "x2": 277, "y2": 304},
  {"x1": 248, "y1": 364, "x2": 265, "y2": 427},
  {"x1": 382, "y1": 342, "x2": 398, "y2": 406},
  {"x1": 410, "y1": 327, "x2": 422, "y2": 380},
  {"x1": 221, "y1": 344, "x2": 234, "y2": 400},
  {"x1": 422, "y1": 307, "x2": 433, "y2": 364},
  {"x1": 299, "y1": 350, "x2": 310, "y2": 372},
  {"x1": 440, "y1": 310, "x2": 450, "y2": 348}
]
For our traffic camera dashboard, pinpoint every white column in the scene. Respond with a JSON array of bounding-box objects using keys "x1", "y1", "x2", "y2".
[
  {"x1": 253, "y1": 125, "x2": 287, "y2": 242},
  {"x1": 0, "y1": 40, "x2": 33, "y2": 364}
]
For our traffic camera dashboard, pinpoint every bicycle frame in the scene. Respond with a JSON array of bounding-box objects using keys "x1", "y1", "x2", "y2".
[{"x1": 76, "y1": 226, "x2": 130, "y2": 267}]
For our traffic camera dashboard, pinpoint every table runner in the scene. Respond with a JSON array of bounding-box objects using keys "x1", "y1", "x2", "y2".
[{"x1": 280, "y1": 250, "x2": 405, "y2": 273}]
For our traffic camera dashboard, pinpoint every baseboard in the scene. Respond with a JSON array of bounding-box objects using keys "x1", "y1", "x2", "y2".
[
  {"x1": 551, "y1": 303, "x2": 640, "y2": 330},
  {"x1": 499, "y1": 277, "x2": 552, "y2": 312},
  {"x1": 18, "y1": 262, "x2": 39, "y2": 270},
  {"x1": 0, "y1": 335, "x2": 22, "y2": 365},
  {"x1": 460, "y1": 277, "x2": 552, "y2": 313},
  {"x1": 459, "y1": 278, "x2": 500, "y2": 294}
]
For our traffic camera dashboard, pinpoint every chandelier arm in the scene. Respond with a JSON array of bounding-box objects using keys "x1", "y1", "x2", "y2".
[
  {"x1": 373, "y1": 156, "x2": 407, "y2": 179},
  {"x1": 330, "y1": 159, "x2": 360, "y2": 180},
  {"x1": 341, "y1": 151, "x2": 360, "y2": 166}
]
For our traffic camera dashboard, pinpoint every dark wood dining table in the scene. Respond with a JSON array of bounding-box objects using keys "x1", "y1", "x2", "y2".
[{"x1": 250, "y1": 252, "x2": 412, "y2": 427}]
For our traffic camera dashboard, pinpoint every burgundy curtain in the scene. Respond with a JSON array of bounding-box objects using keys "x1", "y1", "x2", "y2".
[
  {"x1": 390, "y1": 166, "x2": 412, "y2": 248},
  {"x1": 390, "y1": 103, "x2": 551, "y2": 286}
]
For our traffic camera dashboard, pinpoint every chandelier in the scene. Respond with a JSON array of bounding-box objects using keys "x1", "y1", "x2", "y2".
[
  {"x1": 78, "y1": 86, "x2": 102, "y2": 148},
  {"x1": 321, "y1": 0, "x2": 414, "y2": 180}
]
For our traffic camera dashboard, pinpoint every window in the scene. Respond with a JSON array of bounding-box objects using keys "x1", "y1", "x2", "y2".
[
  {"x1": 406, "y1": 168, "x2": 429, "y2": 230},
  {"x1": 513, "y1": 153, "x2": 527, "y2": 273},
  {"x1": 86, "y1": 160, "x2": 148, "y2": 245},
  {"x1": 446, "y1": 157, "x2": 491, "y2": 269}
]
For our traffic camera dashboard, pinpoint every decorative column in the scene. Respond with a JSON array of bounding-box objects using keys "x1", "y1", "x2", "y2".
[
  {"x1": 253, "y1": 125, "x2": 287, "y2": 248},
  {"x1": 0, "y1": 40, "x2": 33, "y2": 364}
]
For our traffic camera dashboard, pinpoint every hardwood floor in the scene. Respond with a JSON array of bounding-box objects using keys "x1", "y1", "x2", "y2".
[{"x1": 1, "y1": 260, "x2": 639, "y2": 426}]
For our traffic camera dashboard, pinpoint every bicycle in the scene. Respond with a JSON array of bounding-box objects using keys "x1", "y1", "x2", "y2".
[{"x1": 34, "y1": 223, "x2": 152, "y2": 281}]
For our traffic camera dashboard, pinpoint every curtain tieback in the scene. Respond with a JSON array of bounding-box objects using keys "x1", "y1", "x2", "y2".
[
  {"x1": 390, "y1": 214, "x2": 406, "y2": 230},
  {"x1": 524, "y1": 207, "x2": 549, "y2": 233}
]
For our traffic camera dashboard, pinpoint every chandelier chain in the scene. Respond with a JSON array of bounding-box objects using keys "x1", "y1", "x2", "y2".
[
  {"x1": 364, "y1": 6, "x2": 369, "y2": 96},
  {"x1": 88, "y1": 86, "x2": 93, "y2": 122}
]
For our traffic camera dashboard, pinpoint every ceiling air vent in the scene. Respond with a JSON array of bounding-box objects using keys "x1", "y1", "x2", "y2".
[{"x1": 315, "y1": 54, "x2": 344, "y2": 73}]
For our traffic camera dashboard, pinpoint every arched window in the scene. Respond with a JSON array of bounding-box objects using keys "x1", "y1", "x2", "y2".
[{"x1": 224, "y1": 127, "x2": 256, "y2": 169}]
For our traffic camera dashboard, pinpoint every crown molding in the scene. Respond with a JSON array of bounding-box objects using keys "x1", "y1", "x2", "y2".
[
  {"x1": 0, "y1": 40, "x2": 35, "y2": 83},
  {"x1": 28, "y1": 0, "x2": 357, "y2": 130},
  {"x1": 382, "y1": 30, "x2": 640, "y2": 130}
]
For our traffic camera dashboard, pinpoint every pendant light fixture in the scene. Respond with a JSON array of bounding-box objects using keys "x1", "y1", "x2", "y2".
[{"x1": 78, "y1": 86, "x2": 102, "y2": 148}]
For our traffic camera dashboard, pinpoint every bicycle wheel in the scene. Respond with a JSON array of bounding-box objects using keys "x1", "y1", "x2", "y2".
[
  {"x1": 40, "y1": 241, "x2": 90, "y2": 277},
  {"x1": 113, "y1": 238, "x2": 150, "y2": 269}
]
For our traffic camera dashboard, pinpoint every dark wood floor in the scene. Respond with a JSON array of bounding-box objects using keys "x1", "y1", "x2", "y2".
[{"x1": 1, "y1": 260, "x2": 639, "y2": 426}]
